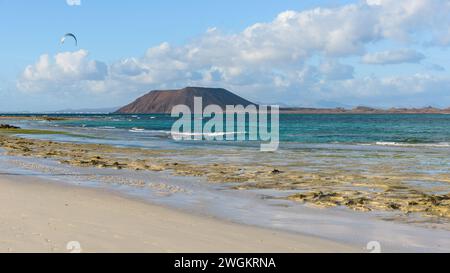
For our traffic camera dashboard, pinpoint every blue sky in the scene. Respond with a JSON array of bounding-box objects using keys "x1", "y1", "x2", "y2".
[{"x1": 0, "y1": 0, "x2": 449, "y2": 111}]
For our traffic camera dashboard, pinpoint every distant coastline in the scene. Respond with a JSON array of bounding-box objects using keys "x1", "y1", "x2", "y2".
[{"x1": 279, "y1": 106, "x2": 450, "y2": 114}]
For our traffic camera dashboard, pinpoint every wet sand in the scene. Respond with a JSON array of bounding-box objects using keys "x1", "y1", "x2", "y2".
[{"x1": 0, "y1": 174, "x2": 356, "y2": 253}]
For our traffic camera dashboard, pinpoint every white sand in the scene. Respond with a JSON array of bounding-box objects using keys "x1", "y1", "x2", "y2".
[{"x1": 0, "y1": 175, "x2": 357, "y2": 253}]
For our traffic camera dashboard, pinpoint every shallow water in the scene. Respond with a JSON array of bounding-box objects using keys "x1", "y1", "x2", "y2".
[
  {"x1": 7, "y1": 113, "x2": 450, "y2": 144},
  {"x1": 1, "y1": 114, "x2": 450, "y2": 251},
  {"x1": 1, "y1": 151, "x2": 450, "y2": 252}
]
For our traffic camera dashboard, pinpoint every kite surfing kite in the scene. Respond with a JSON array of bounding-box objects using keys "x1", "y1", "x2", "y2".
[{"x1": 60, "y1": 33, "x2": 78, "y2": 46}]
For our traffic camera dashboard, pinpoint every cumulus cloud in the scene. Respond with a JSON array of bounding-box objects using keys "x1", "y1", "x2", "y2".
[
  {"x1": 17, "y1": 0, "x2": 450, "y2": 107},
  {"x1": 66, "y1": 0, "x2": 81, "y2": 6},
  {"x1": 324, "y1": 73, "x2": 450, "y2": 107},
  {"x1": 319, "y1": 61, "x2": 354, "y2": 80},
  {"x1": 17, "y1": 50, "x2": 107, "y2": 93},
  {"x1": 362, "y1": 49, "x2": 425, "y2": 65}
]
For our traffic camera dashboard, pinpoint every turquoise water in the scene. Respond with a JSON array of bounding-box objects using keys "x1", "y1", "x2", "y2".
[
  {"x1": 8, "y1": 114, "x2": 450, "y2": 146},
  {"x1": 279, "y1": 114, "x2": 450, "y2": 144}
]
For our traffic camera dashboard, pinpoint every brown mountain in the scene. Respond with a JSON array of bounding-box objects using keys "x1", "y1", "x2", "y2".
[
  {"x1": 116, "y1": 87, "x2": 256, "y2": 114},
  {"x1": 115, "y1": 87, "x2": 450, "y2": 114}
]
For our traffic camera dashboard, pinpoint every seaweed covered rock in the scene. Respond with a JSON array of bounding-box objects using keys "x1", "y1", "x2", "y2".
[{"x1": 0, "y1": 124, "x2": 20, "y2": 129}]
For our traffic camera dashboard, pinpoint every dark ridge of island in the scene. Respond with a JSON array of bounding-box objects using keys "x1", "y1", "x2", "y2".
[
  {"x1": 115, "y1": 87, "x2": 450, "y2": 114},
  {"x1": 115, "y1": 87, "x2": 257, "y2": 114}
]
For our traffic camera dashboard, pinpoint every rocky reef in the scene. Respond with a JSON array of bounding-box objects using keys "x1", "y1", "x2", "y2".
[{"x1": 0, "y1": 133, "x2": 449, "y2": 224}]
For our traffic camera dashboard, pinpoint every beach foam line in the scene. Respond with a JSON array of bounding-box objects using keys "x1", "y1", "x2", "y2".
[
  {"x1": 171, "y1": 131, "x2": 246, "y2": 137},
  {"x1": 129, "y1": 128, "x2": 146, "y2": 133},
  {"x1": 127, "y1": 130, "x2": 247, "y2": 137},
  {"x1": 373, "y1": 142, "x2": 450, "y2": 148}
]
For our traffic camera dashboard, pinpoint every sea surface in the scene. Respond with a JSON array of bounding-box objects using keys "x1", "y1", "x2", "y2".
[
  {"x1": 5, "y1": 113, "x2": 450, "y2": 145},
  {"x1": 1, "y1": 113, "x2": 450, "y2": 252}
]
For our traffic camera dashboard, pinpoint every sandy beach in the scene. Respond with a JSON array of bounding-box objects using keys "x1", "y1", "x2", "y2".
[{"x1": 0, "y1": 174, "x2": 356, "y2": 253}]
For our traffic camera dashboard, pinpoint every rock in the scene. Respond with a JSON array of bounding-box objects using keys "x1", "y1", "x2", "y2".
[
  {"x1": 271, "y1": 169, "x2": 283, "y2": 175},
  {"x1": 0, "y1": 124, "x2": 20, "y2": 129},
  {"x1": 388, "y1": 203, "x2": 401, "y2": 210}
]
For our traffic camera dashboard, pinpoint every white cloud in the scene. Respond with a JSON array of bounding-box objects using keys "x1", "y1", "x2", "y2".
[
  {"x1": 17, "y1": 50, "x2": 107, "y2": 93},
  {"x1": 17, "y1": 0, "x2": 450, "y2": 107},
  {"x1": 319, "y1": 61, "x2": 354, "y2": 80},
  {"x1": 366, "y1": 0, "x2": 450, "y2": 41},
  {"x1": 362, "y1": 49, "x2": 425, "y2": 65},
  {"x1": 323, "y1": 73, "x2": 450, "y2": 107},
  {"x1": 66, "y1": 0, "x2": 81, "y2": 6}
]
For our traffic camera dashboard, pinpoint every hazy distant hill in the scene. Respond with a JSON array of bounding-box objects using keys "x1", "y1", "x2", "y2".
[
  {"x1": 116, "y1": 87, "x2": 256, "y2": 114},
  {"x1": 280, "y1": 106, "x2": 450, "y2": 114},
  {"x1": 54, "y1": 107, "x2": 119, "y2": 114}
]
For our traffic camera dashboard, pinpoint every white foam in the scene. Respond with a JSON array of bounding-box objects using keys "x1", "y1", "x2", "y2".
[
  {"x1": 374, "y1": 142, "x2": 450, "y2": 148},
  {"x1": 129, "y1": 128, "x2": 146, "y2": 133},
  {"x1": 171, "y1": 131, "x2": 246, "y2": 137}
]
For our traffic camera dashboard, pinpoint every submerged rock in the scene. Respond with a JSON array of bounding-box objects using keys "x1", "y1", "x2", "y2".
[{"x1": 0, "y1": 124, "x2": 20, "y2": 129}]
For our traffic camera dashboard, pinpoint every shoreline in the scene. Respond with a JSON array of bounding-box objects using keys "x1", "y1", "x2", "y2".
[
  {"x1": 0, "y1": 174, "x2": 356, "y2": 253},
  {"x1": 1, "y1": 132, "x2": 449, "y2": 221}
]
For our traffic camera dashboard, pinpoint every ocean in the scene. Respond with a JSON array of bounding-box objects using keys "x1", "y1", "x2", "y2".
[{"x1": 7, "y1": 113, "x2": 450, "y2": 146}]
